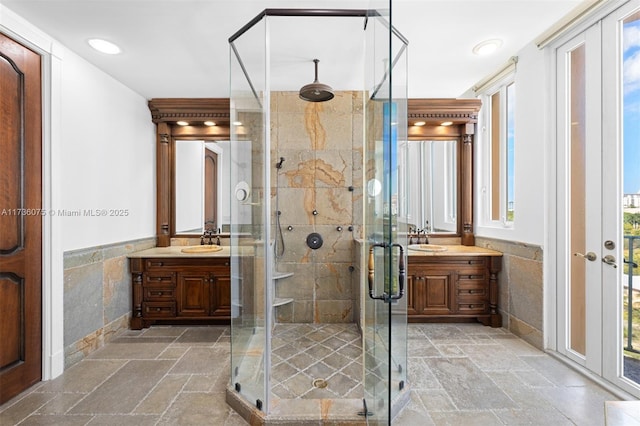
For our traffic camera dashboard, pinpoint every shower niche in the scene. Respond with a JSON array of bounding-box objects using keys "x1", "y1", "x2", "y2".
[{"x1": 228, "y1": 8, "x2": 409, "y2": 425}]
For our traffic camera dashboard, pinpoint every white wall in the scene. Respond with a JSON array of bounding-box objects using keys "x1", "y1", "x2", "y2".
[
  {"x1": 59, "y1": 51, "x2": 156, "y2": 251},
  {"x1": 1, "y1": 4, "x2": 156, "y2": 379},
  {"x1": 474, "y1": 42, "x2": 546, "y2": 246}
]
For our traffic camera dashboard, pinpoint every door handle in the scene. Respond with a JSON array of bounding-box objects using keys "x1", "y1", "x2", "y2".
[
  {"x1": 574, "y1": 252, "x2": 597, "y2": 261},
  {"x1": 602, "y1": 255, "x2": 617, "y2": 268},
  {"x1": 367, "y1": 243, "x2": 405, "y2": 302}
]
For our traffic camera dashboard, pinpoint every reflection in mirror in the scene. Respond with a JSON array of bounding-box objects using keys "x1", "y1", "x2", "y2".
[
  {"x1": 175, "y1": 140, "x2": 231, "y2": 235},
  {"x1": 403, "y1": 140, "x2": 457, "y2": 234}
]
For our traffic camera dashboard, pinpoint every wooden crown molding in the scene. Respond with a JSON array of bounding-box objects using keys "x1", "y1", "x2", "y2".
[
  {"x1": 408, "y1": 98, "x2": 481, "y2": 124},
  {"x1": 148, "y1": 98, "x2": 230, "y2": 124}
]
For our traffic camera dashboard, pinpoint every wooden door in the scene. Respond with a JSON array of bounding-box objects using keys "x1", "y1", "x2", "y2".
[{"x1": 0, "y1": 32, "x2": 42, "y2": 404}]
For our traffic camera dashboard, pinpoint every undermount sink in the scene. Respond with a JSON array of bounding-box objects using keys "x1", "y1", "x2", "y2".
[
  {"x1": 180, "y1": 245, "x2": 223, "y2": 253},
  {"x1": 408, "y1": 244, "x2": 448, "y2": 252}
]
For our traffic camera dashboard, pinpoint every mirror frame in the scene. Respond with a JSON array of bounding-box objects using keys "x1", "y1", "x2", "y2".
[
  {"x1": 408, "y1": 98, "x2": 481, "y2": 245},
  {"x1": 149, "y1": 98, "x2": 480, "y2": 247},
  {"x1": 148, "y1": 98, "x2": 230, "y2": 247}
]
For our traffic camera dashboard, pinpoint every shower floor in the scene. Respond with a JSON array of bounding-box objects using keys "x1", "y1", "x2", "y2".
[{"x1": 270, "y1": 323, "x2": 363, "y2": 399}]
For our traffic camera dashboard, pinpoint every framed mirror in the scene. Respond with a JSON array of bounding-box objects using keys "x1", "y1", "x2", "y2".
[
  {"x1": 408, "y1": 98, "x2": 481, "y2": 245},
  {"x1": 148, "y1": 98, "x2": 230, "y2": 246}
]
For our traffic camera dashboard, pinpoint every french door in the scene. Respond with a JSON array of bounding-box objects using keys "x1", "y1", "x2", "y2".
[{"x1": 556, "y1": 0, "x2": 640, "y2": 397}]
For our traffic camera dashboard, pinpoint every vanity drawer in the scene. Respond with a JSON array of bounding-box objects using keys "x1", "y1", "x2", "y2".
[
  {"x1": 458, "y1": 302, "x2": 487, "y2": 313},
  {"x1": 142, "y1": 302, "x2": 176, "y2": 318},
  {"x1": 143, "y1": 287, "x2": 176, "y2": 301},
  {"x1": 457, "y1": 280, "x2": 487, "y2": 298},
  {"x1": 457, "y1": 270, "x2": 486, "y2": 280},
  {"x1": 144, "y1": 272, "x2": 176, "y2": 286}
]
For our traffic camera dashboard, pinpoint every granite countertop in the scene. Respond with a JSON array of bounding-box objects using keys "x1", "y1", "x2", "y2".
[
  {"x1": 128, "y1": 245, "x2": 231, "y2": 258},
  {"x1": 407, "y1": 244, "x2": 502, "y2": 257}
]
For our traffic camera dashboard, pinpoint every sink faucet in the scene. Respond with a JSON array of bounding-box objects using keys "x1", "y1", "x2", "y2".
[{"x1": 201, "y1": 229, "x2": 221, "y2": 246}]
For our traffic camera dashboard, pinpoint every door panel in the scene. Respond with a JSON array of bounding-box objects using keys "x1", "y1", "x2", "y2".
[
  {"x1": 0, "y1": 32, "x2": 42, "y2": 404},
  {"x1": 556, "y1": 27, "x2": 603, "y2": 372},
  {"x1": 556, "y1": 1, "x2": 640, "y2": 398},
  {"x1": 602, "y1": 1, "x2": 640, "y2": 396}
]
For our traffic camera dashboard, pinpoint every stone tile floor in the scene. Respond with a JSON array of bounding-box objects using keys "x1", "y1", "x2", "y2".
[
  {"x1": 0, "y1": 323, "x2": 621, "y2": 425},
  {"x1": 271, "y1": 323, "x2": 362, "y2": 399}
]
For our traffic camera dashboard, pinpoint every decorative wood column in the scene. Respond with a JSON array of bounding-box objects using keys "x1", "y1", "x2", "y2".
[
  {"x1": 461, "y1": 127, "x2": 475, "y2": 246},
  {"x1": 488, "y1": 256, "x2": 502, "y2": 327},
  {"x1": 156, "y1": 123, "x2": 171, "y2": 247}
]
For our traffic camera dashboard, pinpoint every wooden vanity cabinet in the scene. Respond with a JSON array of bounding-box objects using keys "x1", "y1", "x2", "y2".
[
  {"x1": 407, "y1": 255, "x2": 502, "y2": 327},
  {"x1": 130, "y1": 256, "x2": 230, "y2": 329}
]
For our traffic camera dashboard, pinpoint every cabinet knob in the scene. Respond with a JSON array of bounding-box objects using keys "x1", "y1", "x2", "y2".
[
  {"x1": 468, "y1": 304, "x2": 473, "y2": 308},
  {"x1": 156, "y1": 307, "x2": 161, "y2": 311},
  {"x1": 158, "y1": 292, "x2": 163, "y2": 296}
]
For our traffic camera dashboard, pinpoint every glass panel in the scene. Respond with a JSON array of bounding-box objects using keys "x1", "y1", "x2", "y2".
[
  {"x1": 363, "y1": 2, "x2": 408, "y2": 423},
  {"x1": 229, "y1": 15, "x2": 269, "y2": 411},
  {"x1": 569, "y1": 43, "x2": 587, "y2": 356},
  {"x1": 622, "y1": 10, "x2": 640, "y2": 383}
]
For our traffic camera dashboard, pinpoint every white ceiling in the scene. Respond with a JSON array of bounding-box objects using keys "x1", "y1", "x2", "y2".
[{"x1": 2, "y1": 0, "x2": 585, "y2": 99}]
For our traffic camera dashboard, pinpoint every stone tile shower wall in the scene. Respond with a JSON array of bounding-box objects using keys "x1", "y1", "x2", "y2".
[{"x1": 271, "y1": 92, "x2": 363, "y2": 324}]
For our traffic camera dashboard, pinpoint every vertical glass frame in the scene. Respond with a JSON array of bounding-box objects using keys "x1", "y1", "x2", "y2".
[
  {"x1": 229, "y1": 14, "x2": 270, "y2": 411},
  {"x1": 363, "y1": 1, "x2": 409, "y2": 423}
]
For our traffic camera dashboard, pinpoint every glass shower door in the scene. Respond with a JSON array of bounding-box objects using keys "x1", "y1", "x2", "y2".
[
  {"x1": 362, "y1": 5, "x2": 409, "y2": 423},
  {"x1": 229, "y1": 16, "x2": 270, "y2": 412}
]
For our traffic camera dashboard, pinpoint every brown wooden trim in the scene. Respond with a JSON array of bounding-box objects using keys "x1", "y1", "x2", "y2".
[
  {"x1": 148, "y1": 98, "x2": 230, "y2": 124},
  {"x1": 149, "y1": 99, "x2": 231, "y2": 244}
]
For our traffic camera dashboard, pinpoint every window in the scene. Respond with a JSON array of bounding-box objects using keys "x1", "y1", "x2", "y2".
[{"x1": 481, "y1": 79, "x2": 515, "y2": 226}]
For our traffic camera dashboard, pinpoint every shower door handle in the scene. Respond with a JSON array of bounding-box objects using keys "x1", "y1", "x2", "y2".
[
  {"x1": 388, "y1": 243, "x2": 405, "y2": 301},
  {"x1": 367, "y1": 243, "x2": 405, "y2": 302}
]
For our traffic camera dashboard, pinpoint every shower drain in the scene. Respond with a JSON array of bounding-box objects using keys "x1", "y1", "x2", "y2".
[{"x1": 312, "y1": 378, "x2": 328, "y2": 389}]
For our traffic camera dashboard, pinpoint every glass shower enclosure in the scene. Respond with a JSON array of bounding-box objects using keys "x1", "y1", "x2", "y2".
[{"x1": 228, "y1": 6, "x2": 408, "y2": 424}]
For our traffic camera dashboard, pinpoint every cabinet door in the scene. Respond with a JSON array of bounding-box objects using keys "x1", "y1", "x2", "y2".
[
  {"x1": 210, "y1": 274, "x2": 231, "y2": 317},
  {"x1": 408, "y1": 268, "x2": 454, "y2": 316},
  {"x1": 177, "y1": 272, "x2": 211, "y2": 316},
  {"x1": 422, "y1": 271, "x2": 455, "y2": 315}
]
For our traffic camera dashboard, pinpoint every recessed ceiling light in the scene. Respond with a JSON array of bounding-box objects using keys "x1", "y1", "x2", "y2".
[
  {"x1": 204, "y1": 121, "x2": 216, "y2": 126},
  {"x1": 414, "y1": 121, "x2": 426, "y2": 127},
  {"x1": 87, "y1": 38, "x2": 121, "y2": 55},
  {"x1": 233, "y1": 121, "x2": 243, "y2": 126},
  {"x1": 441, "y1": 121, "x2": 453, "y2": 126},
  {"x1": 176, "y1": 121, "x2": 189, "y2": 126},
  {"x1": 472, "y1": 39, "x2": 503, "y2": 56}
]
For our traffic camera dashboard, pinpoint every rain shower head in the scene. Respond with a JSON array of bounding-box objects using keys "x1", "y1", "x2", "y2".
[{"x1": 299, "y1": 59, "x2": 334, "y2": 102}]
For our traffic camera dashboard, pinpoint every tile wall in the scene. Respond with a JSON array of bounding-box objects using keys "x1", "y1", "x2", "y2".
[
  {"x1": 63, "y1": 237, "x2": 156, "y2": 367},
  {"x1": 270, "y1": 92, "x2": 363, "y2": 324}
]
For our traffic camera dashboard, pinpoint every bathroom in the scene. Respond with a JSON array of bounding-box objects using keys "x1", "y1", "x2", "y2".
[{"x1": 2, "y1": 0, "x2": 639, "y2": 424}]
